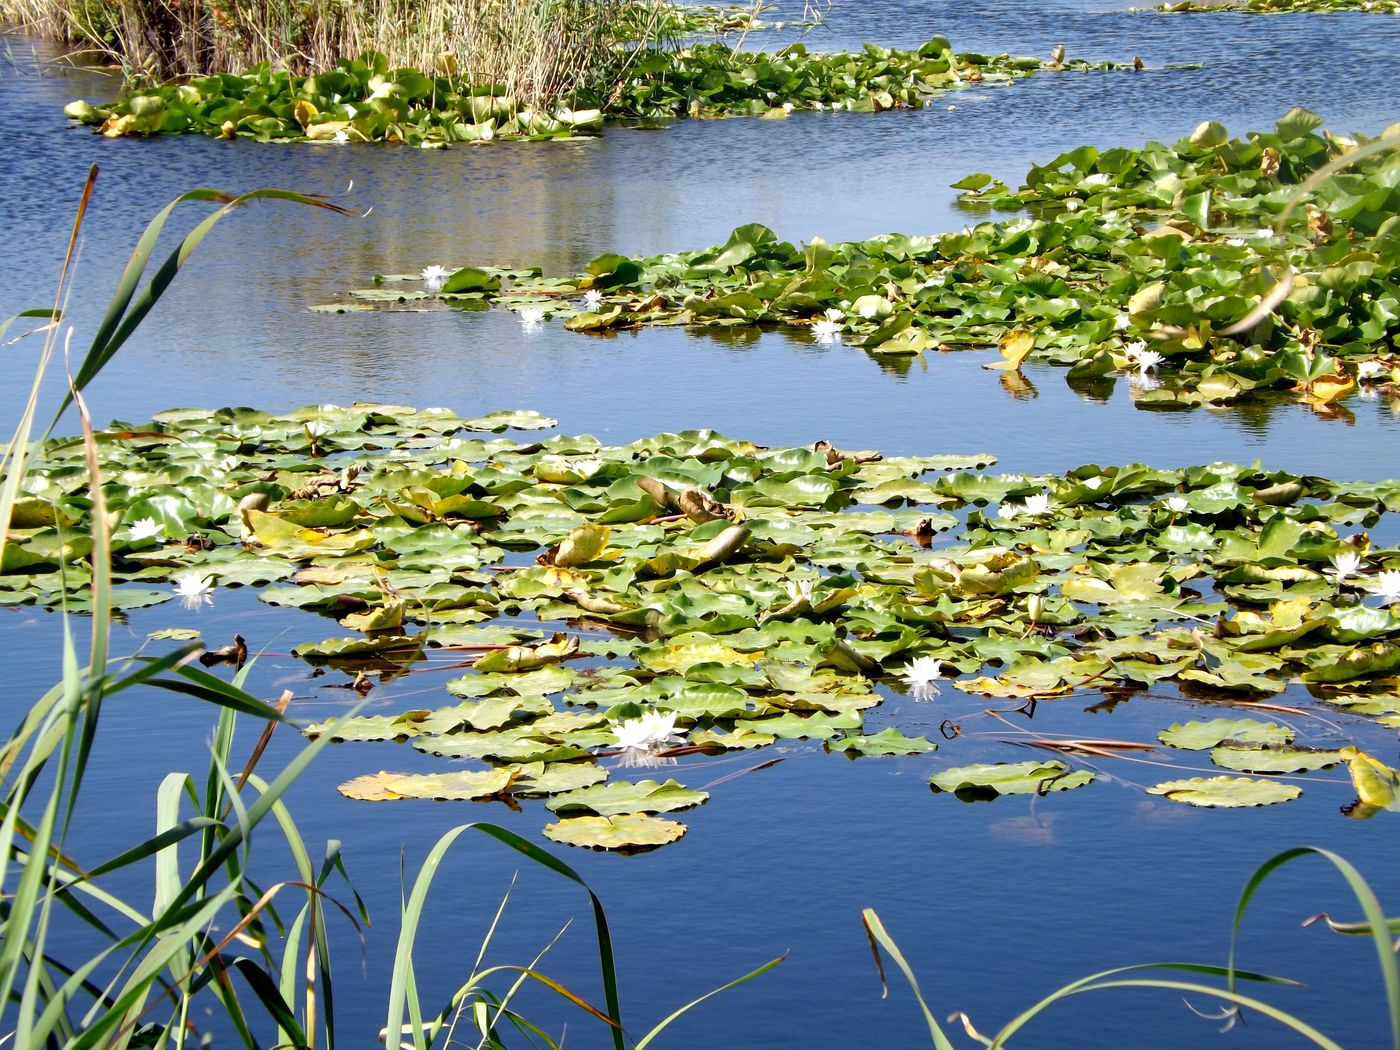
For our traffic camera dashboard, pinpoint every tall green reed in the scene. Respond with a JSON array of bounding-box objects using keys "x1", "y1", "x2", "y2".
[{"x1": 863, "y1": 846, "x2": 1400, "y2": 1048}]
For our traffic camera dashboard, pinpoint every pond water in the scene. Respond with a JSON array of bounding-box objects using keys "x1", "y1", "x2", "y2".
[{"x1": 4, "y1": 1, "x2": 1400, "y2": 1045}]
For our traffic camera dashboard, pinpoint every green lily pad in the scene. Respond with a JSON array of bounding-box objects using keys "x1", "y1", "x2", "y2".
[
  {"x1": 1209, "y1": 746, "x2": 1346, "y2": 773},
  {"x1": 542, "y1": 813, "x2": 688, "y2": 852},
  {"x1": 929, "y1": 761, "x2": 1093, "y2": 800},
  {"x1": 1158, "y1": 718, "x2": 1294, "y2": 750},
  {"x1": 1147, "y1": 776, "x2": 1302, "y2": 808},
  {"x1": 829, "y1": 728, "x2": 937, "y2": 756},
  {"x1": 546, "y1": 779, "x2": 708, "y2": 817}
]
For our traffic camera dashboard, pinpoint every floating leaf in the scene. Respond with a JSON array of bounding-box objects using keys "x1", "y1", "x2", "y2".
[
  {"x1": 1210, "y1": 746, "x2": 1345, "y2": 773},
  {"x1": 543, "y1": 813, "x2": 688, "y2": 851},
  {"x1": 1147, "y1": 776, "x2": 1302, "y2": 808},
  {"x1": 546, "y1": 779, "x2": 708, "y2": 817},
  {"x1": 1342, "y1": 748, "x2": 1400, "y2": 811},
  {"x1": 338, "y1": 768, "x2": 514, "y2": 801},
  {"x1": 1158, "y1": 718, "x2": 1294, "y2": 750},
  {"x1": 829, "y1": 728, "x2": 937, "y2": 756},
  {"x1": 929, "y1": 761, "x2": 1093, "y2": 800}
]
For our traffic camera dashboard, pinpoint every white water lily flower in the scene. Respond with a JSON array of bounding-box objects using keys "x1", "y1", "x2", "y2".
[
  {"x1": 1330, "y1": 550, "x2": 1363, "y2": 584},
  {"x1": 173, "y1": 574, "x2": 214, "y2": 611},
  {"x1": 902, "y1": 656, "x2": 943, "y2": 700},
  {"x1": 813, "y1": 101, "x2": 826, "y2": 110},
  {"x1": 1164, "y1": 495, "x2": 1190, "y2": 514},
  {"x1": 421, "y1": 265, "x2": 451, "y2": 292},
  {"x1": 1122, "y1": 340, "x2": 1146, "y2": 362},
  {"x1": 830, "y1": 100, "x2": 844, "y2": 110},
  {"x1": 519, "y1": 307, "x2": 546, "y2": 327},
  {"x1": 813, "y1": 319, "x2": 842, "y2": 342},
  {"x1": 857, "y1": 300, "x2": 883, "y2": 320},
  {"x1": 126, "y1": 517, "x2": 164, "y2": 543},
  {"x1": 1081, "y1": 173, "x2": 1111, "y2": 188},
  {"x1": 1114, "y1": 313, "x2": 1131, "y2": 331},
  {"x1": 1369, "y1": 570, "x2": 1400, "y2": 606},
  {"x1": 568, "y1": 456, "x2": 604, "y2": 478},
  {"x1": 994, "y1": 502, "x2": 1020, "y2": 521},
  {"x1": 582, "y1": 288, "x2": 603, "y2": 309},
  {"x1": 824, "y1": 307, "x2": 844, "y2": 322},
  {"x1": 788, "y1": 578, "x2": 815, "y2": 604},
  {"x1": 1064, "y1": 199, "x2": 1082, "y2": 212},
  {"x1": 1023, "y1": 492, "x2": 1052, "y2": 516},
  {"x1": 782, "y1": 101, "x2": 794, "y2": 113},
  {"x1": 1135, "y1": 349, "x2": 1164, "y2": 374},
  {"x1": 613, "y1": 710, "x2": 685, "y2": 753},
  {"x1": 332, "y1": 128, "x2": 349, "y2": 145},
  {"x1": 1225, "y1": 237, "x2": 1246, "y2": 247},
  {"x1": 1358, "y1": 360, "x2": 1387, "y2": 381}
]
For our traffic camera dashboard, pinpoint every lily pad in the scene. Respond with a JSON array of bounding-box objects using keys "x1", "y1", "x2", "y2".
[
  {"x1": 929, "y1": 761, "x2": 1093, "y2": 800},
  {"x1": 1158, "y1": 718, "x2": 1294, "y2": 751},
  {"x1": 338, "y1": 768, "x2": 514, "y2": 801},
  {"x1": 542, "y1": 813, "x2": 688, "y2": 852},
  {"x1": 546, "y1": 779, "x2": 708, "y2": 817},
  {"x1": 1147, "y1": 776, "x2": 1302, "y2": 808}
]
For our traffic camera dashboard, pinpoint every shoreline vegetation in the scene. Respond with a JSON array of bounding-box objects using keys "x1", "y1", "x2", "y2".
[
  {"x1": 1156, "y1": 0, "x2": 1400, "y2": 11},
  {"x1": 59, "y1": 35, "x2": 1153, "y2": 145},
  {"x1": 322, "y1": 111, "x2": 1400, "y2": 417}
]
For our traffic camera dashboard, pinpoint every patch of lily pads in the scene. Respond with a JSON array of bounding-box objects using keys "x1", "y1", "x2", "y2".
[
  {"x1": 1157, "y1": 0, "x2": 1398, "y2": 12},
  {"x1": 64, "y1": 35, "x2": 1149, "y2": 145},
  {"x1": 332, "y1": 111, "x2": 1400, "y2": 420},
  {"x1": 6, "y1": 402, "x2": 1400, "y2": 847}
]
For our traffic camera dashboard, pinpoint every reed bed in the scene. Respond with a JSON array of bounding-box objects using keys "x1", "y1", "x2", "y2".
[{"x1": 0, "y1": 0, "x2": 649, "y2": 104}]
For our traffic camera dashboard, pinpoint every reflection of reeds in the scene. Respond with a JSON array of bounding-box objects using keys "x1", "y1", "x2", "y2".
[{"x1": 0, "y1": 0, "x2": 649, "y2": 105}]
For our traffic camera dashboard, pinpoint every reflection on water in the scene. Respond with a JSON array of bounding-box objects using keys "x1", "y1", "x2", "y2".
[{"x1": 4, "y1": 2, "x2": 1400, "y2": 1044}]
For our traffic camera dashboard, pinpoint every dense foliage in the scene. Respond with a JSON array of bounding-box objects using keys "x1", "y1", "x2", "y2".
[
  {"x1": 6, "y1": 403, "x2": 1400, "y2": 847},
  {"x1": 63, "y1": 36, "x2": 1142, "y2": 144},
  {"x1": 327, "y1": 111, "x2": 1400, "y2": 416}
]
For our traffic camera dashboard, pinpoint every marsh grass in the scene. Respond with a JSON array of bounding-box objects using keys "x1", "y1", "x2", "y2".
[
  {"x1": 0, "y1": 0, "x2": 657, "y2": 104},
  {"x1": 864, "y1": 847, "x2": 1400, "y2": 1049}
]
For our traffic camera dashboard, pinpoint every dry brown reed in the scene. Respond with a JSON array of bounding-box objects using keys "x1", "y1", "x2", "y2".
[{"x1": 0, "y1": 0, "x2": 646, "y2": 105}]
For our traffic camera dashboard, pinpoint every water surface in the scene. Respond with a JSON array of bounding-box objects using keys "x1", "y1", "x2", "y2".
[{"x1": 3, "y1": 2, "x2": 1400, "y2": 1044}]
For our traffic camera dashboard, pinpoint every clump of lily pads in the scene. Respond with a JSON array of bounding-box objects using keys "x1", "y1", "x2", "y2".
[
  {"x1": 63, "y1": 36, "x2": 1145, "y2": 145},
  {"x1": 331, "y1": 110, "x2": 1400, "y2": 418},
  {"x1": 6, "y1": 402, "x2": 1400, "y2": 845},
  {"x1": 1157, "y1": 0, "x2": 1398, "y2": 12}
]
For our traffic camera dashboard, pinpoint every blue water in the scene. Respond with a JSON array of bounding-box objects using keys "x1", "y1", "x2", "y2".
[{"x1": 4, "y1": 1, "x2": 1400, "y2": 1044}]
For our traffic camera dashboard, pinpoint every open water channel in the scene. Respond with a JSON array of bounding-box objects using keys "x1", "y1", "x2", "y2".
[{"x1": 3, "y1": 1, "x2": 1400, "y2": 1045}]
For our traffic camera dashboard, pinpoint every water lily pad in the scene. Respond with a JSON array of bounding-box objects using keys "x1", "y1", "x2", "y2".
[
  {"x1": 546, "y1": 779, "x2": 708, "y2": 817},
  {"x1": 507, "y1": 762, "x2": 609, "y2": 796},
  {"x1": 829, "y1": 728, "x2": 937, "y2": 756},
  {"x1": 1158, "y1": 718, "x2": 1294, "y2": 750},
  {"x1": 929, "y1": 761, "x2": 1093, "y2": 800},
  {"x1": 1210, "y1": 746, "x2": 1345, "y2": 773},
  {"x1": 338, "y1": 768, "x2": 514, "y2": 801},
  {"x1": 543, "y1": 813, "x2": 687, "y2": 852},
  {"x1": 1147, "y1": 776, "x2": 1302, "y2": 808}
]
